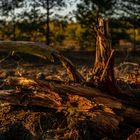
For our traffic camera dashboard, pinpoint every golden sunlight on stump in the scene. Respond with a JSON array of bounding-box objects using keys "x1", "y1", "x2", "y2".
[{"x1": 89, "y1": 17, "x2": 119, "y2": 94}]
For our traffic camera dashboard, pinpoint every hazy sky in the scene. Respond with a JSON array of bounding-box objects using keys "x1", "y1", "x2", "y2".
[
  {"x1": 0, "y1": 0, "x2": 80, "y2": 21},
  {"x1": 58, "y1": 0, "x2": 80, "y2": 21},
  {"x1": 53, "y1": 0, "x2": 80, "y2": 16}
]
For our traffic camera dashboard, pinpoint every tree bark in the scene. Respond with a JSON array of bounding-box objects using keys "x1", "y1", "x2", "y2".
[
  {"x1": 0, "y1": 77, "x2": 140, "y2": 129},
  {"x1": 89, "y1": 17, "x2": 119, "y2": 94}
]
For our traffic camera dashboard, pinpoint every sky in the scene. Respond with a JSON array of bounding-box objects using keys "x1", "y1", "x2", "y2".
[
  {"x1": 0, "y1": 0, "x2": 80, "y2": 21},
  {"x1": 61, "y1": 0, "x2": 80, "y2": 15},
  {"x1": 58, "y1": 0, "x2": 80, "y2": 21}
]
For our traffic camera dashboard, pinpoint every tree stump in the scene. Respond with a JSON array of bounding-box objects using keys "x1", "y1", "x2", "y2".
[{"x1": 89, "y1": 17, "x2": 119, "y2": 94}]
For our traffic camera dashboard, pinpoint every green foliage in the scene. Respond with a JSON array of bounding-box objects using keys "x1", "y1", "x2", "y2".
[
  {"x1": 50, "y1": 19, "x2": 67, "y2": 45},
  {"x1": 0, "y1": 0, "x2": 25, "y2": 41},
  {"x1": 74, "y1": 0, "x2": 140, "y2": 49},
  {"x1": 75, "y1": 0, "x2": 117, "y2": 49},
  {"x1": 33, "y1": 0, "x2": 67, "y2": 45},
  {"x1": 76, "y1": 0, "x2": 117, "y2": 27},
  {"x1": 78, "y1": 29, "x2": 96, "y2": 50},
  {"x1": 1, "y1": 0, "x2": 140, "y2": 50},
  {"x1": 118, "y1": 0, "x2": 140, "y2": 18}
]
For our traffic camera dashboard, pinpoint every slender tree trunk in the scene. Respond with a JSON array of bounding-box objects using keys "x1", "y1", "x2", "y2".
[
  {"x1": 46, "y1": 0, "x2": 50, "y2": 46},
  {"x1": 33, "y1": 4, "x2": 37, "y2": 42},
  {"x1": 12, "y1": 11, "x2": 16, "y2": 41},
  {"x1": 13, "y1": 20, "x2": 16, "y2": 41},
  {"x1": 133, "y1": 1, "x2": 136, "y2": 52},
  {"x1": 133, "y1": 25, "x2": 136, "y2": 52}
]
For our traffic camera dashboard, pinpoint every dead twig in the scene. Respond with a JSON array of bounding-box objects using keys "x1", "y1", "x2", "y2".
[{"x1": 100, "y1": 49, "x2": 115, "y2": 81}]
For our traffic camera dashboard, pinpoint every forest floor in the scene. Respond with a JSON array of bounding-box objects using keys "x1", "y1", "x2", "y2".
[{"x1": 0, "y1": 51, "x2": 140, "y2": 140}]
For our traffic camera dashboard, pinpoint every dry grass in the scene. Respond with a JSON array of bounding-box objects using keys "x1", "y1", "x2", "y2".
[
  {"x1": 0, "y1": 52, "x2": 140, "y2": 140},
  {"x1": 114, "y1": 61, "x2": 140, "y2": 90}
]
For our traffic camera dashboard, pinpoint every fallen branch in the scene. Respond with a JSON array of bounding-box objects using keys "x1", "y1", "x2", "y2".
[
  {"x1": 0, "y1": 79, "x2": 140, "y2": 126},
  {"x1": 100, "y1": 49, "x2": 114, "y2": 81},
  {"x1": 0, "y1": 75, "x2": 139, "y2": 139},
  {"x1": 0, "y1": 89, "x2": 62, "y2": 109},
  {"x1": 0, "y1": 41, "x2": 84, "y2": 82}
]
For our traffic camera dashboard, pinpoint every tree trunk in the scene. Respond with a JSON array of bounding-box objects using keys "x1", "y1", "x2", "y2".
[
  {"x1": 46, "y1": 0, "x2": 50, "y2": 46},
  {"x1": 133, "y1": 25, "x2": 136, "y2": 52},
  {"x1": 12, "y1": 10, "x2": 16, "y2": 41}
]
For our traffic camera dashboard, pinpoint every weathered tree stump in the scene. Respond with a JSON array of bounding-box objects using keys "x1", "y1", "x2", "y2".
[{"x1": 89, "y1": 17, "x2": 119, "y2": 94}]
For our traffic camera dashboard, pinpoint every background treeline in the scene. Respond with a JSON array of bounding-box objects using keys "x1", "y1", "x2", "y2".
[{"x1": 0, "y1": 0, "x2": 140, "y2": 51}]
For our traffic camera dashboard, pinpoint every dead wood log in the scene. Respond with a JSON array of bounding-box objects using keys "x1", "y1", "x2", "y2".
[
  {"x1": 1, "y1": 77, "x2": 140, "y2": 125},
  {"x1": 0, "y1": 83, "x2": 139, "y2": 136},
  {"x1": 35, "y1": 79, "x2": 140, "y2": 126},
  {"x1": 0, "y1": 76, "x2": 140, "y2": 139},
  {"x1": 4, "y1": 76, "x2": 140, "y2": 108},
  {"x1": 52, "y1": 52, "x2": 84, "y2": 82},
  {"x1": 0, "y1": 41, "x2": 84, "y2": 82},
  {"x1": 0, "y1": 89, "x2": 62, "y2": 109},
  {"x1": 0, "y1": 88, "x2": 122, "y2": 139}
]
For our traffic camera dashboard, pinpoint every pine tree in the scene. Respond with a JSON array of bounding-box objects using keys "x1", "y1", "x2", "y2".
[
  {"x1": 0, "y1": 0, "x2": 25, "y2": 41},
  {"x1": 118, "y1": 0, "x2": 140, "y2": 51},
  {"x1": 75, "y1": 0, "x2": 117, "y2": 48},
  {"x1": 34, "y1": 0, "x2": 66, "y2": 46}
]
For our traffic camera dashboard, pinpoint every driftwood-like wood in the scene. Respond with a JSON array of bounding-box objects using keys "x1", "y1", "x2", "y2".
[
  {"x1": 88, "y1": 18, "x2": 119, "y2": 94},
  {"x1": 0, "y1": 89, "x2": 61, "y2": 109},
  {"x1": 52, "y1": 52, "x2": 84, "y2": 82},
  {"x1": 0, "y1": 77, "x2": 139, "y2": 140},
  {"x1": 1, "y1": 77, "x2": 140, "y2": 125},
  {"x1": 0, "y1": 41, "x2": 84, "y2": 82}
]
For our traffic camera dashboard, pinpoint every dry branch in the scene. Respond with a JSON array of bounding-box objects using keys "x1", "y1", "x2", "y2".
[
  {"x1": 0, "y1": 89, "x2": 61, "y2": 109},
  {"x1": 0, "y1": 41, "x2": 84, "y2": 82},
  {"x1": 0, "y1": 77, "x2": 140, "y2": 127}
]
